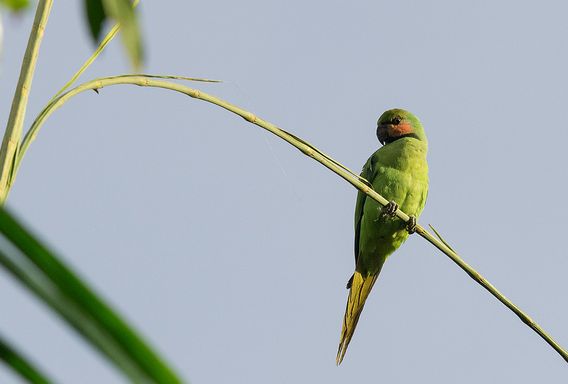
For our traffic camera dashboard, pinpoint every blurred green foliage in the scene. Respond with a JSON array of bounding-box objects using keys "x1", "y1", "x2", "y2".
[{"x1": 0, "y1": 0, "x2": 30, "y2": 12}]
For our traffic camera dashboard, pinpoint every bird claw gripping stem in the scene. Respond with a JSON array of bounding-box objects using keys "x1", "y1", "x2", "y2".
[
  {"x1": 381, "y1": 200, "x2": 398, "y2": 217},
  {"x1": 406, "y1": 216, "x2": 417, "y2": 234}
]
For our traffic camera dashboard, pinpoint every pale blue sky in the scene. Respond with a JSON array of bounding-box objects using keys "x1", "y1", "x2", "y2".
[{"x1": 1, "y1": 1, "x2": 568, "y2": 383}]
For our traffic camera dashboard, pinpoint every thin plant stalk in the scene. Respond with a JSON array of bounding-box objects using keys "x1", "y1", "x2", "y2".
[
  {"x1": 13, "y1": 74, "x2": 568, "y2": 363},
  {"x1": 50, "y1": 24, "x2": 121, "y2": 101},
  {"x1": 0, "y1": 0, "x2": 53, "y2": 203},
  {"x1": 50, "y1": 0, "x2": 140, "y2": 101}
]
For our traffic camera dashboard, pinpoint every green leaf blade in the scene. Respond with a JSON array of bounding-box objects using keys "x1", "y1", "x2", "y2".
[
  {"x1": 84, "y1": 0, "x2": 106, "y2": 42},
  {"x1": 0, "y1": 0, "x2": 30, "y2": 12},
  {"x1": 0, "y1": 334, "x2": 53, "y2": 384},
  {"x1": 102, "y1": 0, "x2": 143, "y2": 68},
  {"x1": 0, "y1": 207, "x2": 182, "y2": 383}
]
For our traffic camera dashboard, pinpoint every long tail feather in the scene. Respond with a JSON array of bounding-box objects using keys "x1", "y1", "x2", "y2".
[{"x1": 336, "y1": 271, "x2": 378, "y2": 365}]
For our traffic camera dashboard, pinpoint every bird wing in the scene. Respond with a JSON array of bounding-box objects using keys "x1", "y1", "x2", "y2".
[{"x1": 353, "y1": 156, "x2": 374, "y2": 265}]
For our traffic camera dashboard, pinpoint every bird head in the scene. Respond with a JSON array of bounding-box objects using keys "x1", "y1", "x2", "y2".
[{"x1": 376, "y1": 109, "x2": 427, "y2": 145}]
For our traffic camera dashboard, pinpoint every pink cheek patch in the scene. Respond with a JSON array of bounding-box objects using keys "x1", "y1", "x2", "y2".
[{"x1": 390, "y1": 122, "x2": 413, "y2": 137}]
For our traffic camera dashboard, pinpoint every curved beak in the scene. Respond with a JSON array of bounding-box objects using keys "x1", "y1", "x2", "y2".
[{"x1": 376, "y1": 123, "x2": 391, "y2": 145}]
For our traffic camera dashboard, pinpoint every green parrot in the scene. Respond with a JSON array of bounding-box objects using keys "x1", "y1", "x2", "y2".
[{"x1": 336, "y1": 109, "x2": 429, "y2": 365}]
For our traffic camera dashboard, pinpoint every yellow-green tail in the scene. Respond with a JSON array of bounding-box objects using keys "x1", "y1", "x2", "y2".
[{"x1": 336, "y1": 271, "x2": 378, "y2": 365}]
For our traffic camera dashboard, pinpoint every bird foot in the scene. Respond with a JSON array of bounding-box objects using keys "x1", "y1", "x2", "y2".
[
  {"x1": 381, "y1": 200, "x2": 398, "y2": 217},
  {"x1": 406, "y1": 216, "x2": 417, "y2": 234}
]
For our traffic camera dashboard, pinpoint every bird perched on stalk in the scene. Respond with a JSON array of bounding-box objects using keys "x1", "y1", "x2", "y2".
[{"x1": 337, "y1": 109, "x2": 429, "y2": 365}]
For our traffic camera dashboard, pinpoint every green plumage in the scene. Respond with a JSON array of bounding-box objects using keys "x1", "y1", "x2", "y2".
[{"x1": 337, "y1": 109, "x2": 429, "y2": 364}]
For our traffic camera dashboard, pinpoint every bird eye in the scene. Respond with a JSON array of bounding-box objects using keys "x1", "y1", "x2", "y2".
[{"x1": 392, "y1": 117, "x2": 401, "y2": 125}]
